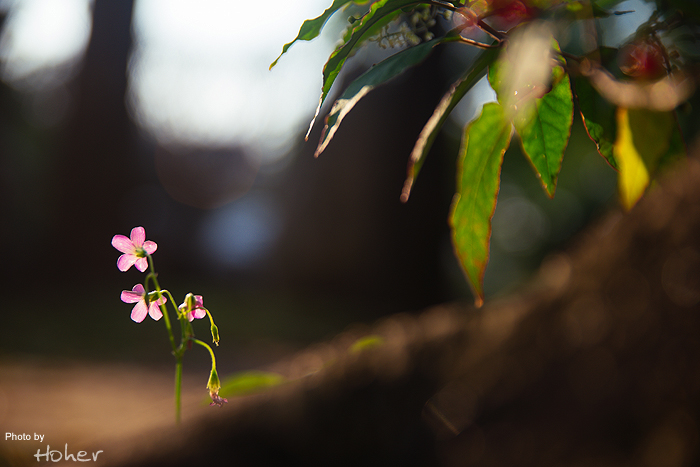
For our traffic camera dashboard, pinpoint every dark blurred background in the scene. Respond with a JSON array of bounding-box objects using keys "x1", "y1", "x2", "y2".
[{"x1": 3, "y1": 0, "x2": 665, "y2": 373}]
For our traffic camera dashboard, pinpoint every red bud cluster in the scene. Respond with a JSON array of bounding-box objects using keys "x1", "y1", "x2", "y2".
[
  {"x1": 457, "y1": 0, "x2": 538, "y2": 32},
  {"x1": 618, "y1": 41, "x2": 667, "y2": 81}
]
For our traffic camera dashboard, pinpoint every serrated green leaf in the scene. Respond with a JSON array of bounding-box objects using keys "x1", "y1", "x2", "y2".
[
  {"x1": 315, "y1": 29, "x2": 466, "y2": 158},
  {"x1": 514, "y1": 66, "x2": 574, "y2": 198},
  {"x1": 449, "y1": 102, "x2": 513, "y2": 307},
  {"x1": 574, "y1": 74, "x2": 619, "y2": 170},
  {"x1": 270, "y1": 0, "x2": 372, "y2": 70},
  {"x1": 218, "y1": 371, "x2": 286, "y2": 398},
  {"x1": 613, "y1": 108, "x2": 675, "y2": 210},
  {"x1": 488, "y1": 30, "x2": 572, "y2": 197},
  {"x1": 401, "y1": 45, "x2": 500, "y2": 202},
  {"x1": 309, "y1": 0, "x2": 422, "y2": 135}
]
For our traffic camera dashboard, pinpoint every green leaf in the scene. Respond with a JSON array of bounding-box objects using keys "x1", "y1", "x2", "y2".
[
  {"x1": 350, "y1": 334, "x2": 385, "y2": 352},
  {"x1": 513, "y1": 66, "x2": 574, "y2": 198},
  {"x1": 309, "y1": 0, "x2": 422, "y2": 135},
  {"x1": 315, "y1": 29, "x2": 465, "y2": 158},
  {"x1": 218, "y1": 371, "x2": 286, "y2": 398},
  {"x1": 401, "y1": 45, "x2": 500, "y2": 202},
  {"x1": 488, "y1": 31, "x2": 573, "y2": 198},
  {"x1": 449, "y1": 102, "x2": 513, "y2": 307},
  {"x1": 269, "y1": 0, "x2": 372, "y2": 70},
  {"x1": 574, "y1": 74, "x2": 619, "y2": 170},
  {"x1": 613, "y1": 108, "x2": 675, "y2": 210}
]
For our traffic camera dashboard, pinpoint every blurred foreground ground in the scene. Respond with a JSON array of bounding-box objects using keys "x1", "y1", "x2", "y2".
[
  {"x1": 2, "y1": 147, "x2": 700, "y2": 466},
  {"x1": 0, "y1": 360, "x2": 205, "y2": 465}
]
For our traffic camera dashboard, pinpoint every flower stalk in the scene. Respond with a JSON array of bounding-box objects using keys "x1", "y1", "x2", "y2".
[{"x1": 112, "y1": 226, "x2": 226, "y2": 423}]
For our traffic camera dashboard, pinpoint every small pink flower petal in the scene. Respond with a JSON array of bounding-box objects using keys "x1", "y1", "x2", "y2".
[
  {"x1": 120, "y1": 289, "x2": 143, "y2": 304},
  {"x1": 134, "y1": 257, "x2": 149, "y2": 272},
  {"x1": 122, "y1": 284, "x2": 166, "y2": 323},
  {"x1": 117, "y1": 254, "x2": 138, "y2": 272},
  {"x1": 131, "y1": 301, "x2": 148, "y2": 322},
  {"x1": 112, "y1": 235, "x2": 136, "y2": 254},
  {"x1": 130, "y1": 227, "x2": 146, "y2": 247},
  {"x1": 148, "y1": 302, "x2": 163, "y2": 321},
  {"x1": 191, "y1": 308, "x2": 206, "y2": 320},
  {"x1": 142, "y1": 240, "x2": 157, "y2": 255}
]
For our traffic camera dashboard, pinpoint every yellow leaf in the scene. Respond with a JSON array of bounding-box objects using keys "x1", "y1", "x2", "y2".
[
  {"x1": 614, "y1": 108, "x2": 649, "y2": 210},
  {"x1": 613, "y1": 108, "x2": 674, "y2": 210}
]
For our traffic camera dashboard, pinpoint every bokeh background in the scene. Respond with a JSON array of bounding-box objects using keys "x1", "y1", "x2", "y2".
[{"x1": 0, "y1": 0, "x2": 665, "y2": 374}]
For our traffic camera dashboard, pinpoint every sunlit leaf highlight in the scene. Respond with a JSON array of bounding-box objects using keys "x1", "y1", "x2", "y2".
[{"x1": 488, "y1": 31, "x2": 573, "y2": 198}]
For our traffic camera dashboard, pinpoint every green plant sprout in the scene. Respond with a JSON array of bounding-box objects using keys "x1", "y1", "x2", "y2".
[
  {"x1": 112, "y1": 226, "x2": 226, "y2": 424},
  {"x1": 271, "y1": 0, "x2": 698, "y2": 306}
]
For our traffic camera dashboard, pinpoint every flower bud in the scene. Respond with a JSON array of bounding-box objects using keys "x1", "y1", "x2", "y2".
[
  {"x1": 211, "y1": 323, "x2": 220, "y2": 346},
  {"x1": 185, "y1": 293, "x2": 197, "y2": 310},
  {"x1": 207, "y1": 368, "x2": 228, "y2": 407}
]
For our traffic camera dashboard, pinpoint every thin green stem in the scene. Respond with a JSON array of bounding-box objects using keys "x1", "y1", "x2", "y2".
[
  {"x1": 174, "y1": 355, "x2": 182, "y2": 424},
  {"x1": 191, "y1": 338, "x2": 217, "y2": 366},
  {"x1": 144, "y1": 252, "x2": 183, "y2": 424},
  {"x1": 205, "y1": 309, "x2": 215, "y2": 325},
  {"x1": 145, "y1": 254, "x2": 177, "y2": 353},
  {"x1": 160, "y1": 289, "x2": 179, "y2": 311}
]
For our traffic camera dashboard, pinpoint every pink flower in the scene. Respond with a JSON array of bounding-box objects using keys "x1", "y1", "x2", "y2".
[
  {"x1": 111, "y1": 227, "x2": 157, "y2": 272},
  {"x1": 120, "y1": 284, "x2": 166, "y2": 323},
  {"x1": 179, "y1": 293, "x2": 207, "y2": 322}
]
